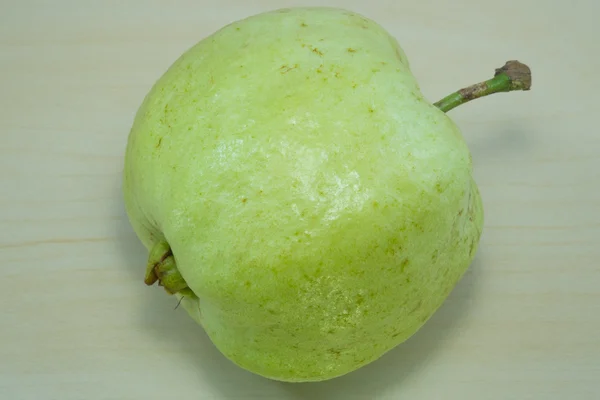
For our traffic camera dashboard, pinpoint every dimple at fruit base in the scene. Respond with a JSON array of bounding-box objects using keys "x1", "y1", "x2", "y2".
[{"x1": 123, "y1": 7, "x2": 531, "y2": 382}]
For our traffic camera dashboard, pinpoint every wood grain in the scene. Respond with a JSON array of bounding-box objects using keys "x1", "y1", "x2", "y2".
[{"x1": 1, "y1": 1, "x2": 599, "y2": 399}]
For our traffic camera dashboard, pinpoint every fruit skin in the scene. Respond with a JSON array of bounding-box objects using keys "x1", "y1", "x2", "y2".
[{"x1": 123, "y1": 7, "x2": 483, "y2": 382}]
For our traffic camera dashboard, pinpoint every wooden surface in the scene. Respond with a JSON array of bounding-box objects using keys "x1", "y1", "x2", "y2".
[{"x1": 2, "y1": 1, "x2": 599, "y2": 399}]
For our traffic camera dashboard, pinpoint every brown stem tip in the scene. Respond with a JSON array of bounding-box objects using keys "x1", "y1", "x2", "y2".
[
  {"x1": 434, "y1": 60, "x2": 532, "y2": 113},
  {"x1": 495, "y1": 60, "x2": 532, "y2": 91}
]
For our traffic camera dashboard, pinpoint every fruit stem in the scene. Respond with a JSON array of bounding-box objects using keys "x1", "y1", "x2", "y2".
[{"x1": 433, "y1": 60, "x2": 532, "y2": 113}]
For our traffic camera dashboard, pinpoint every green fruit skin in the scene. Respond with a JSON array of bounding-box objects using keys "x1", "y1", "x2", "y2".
[{"x1": 123, "y1": 7, "x2": 484, "y2": 382}]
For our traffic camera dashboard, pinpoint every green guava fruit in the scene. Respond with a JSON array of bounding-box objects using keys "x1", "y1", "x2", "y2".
[{"x1": 123, "y1": 7, "x2": 531, "y2": 382}]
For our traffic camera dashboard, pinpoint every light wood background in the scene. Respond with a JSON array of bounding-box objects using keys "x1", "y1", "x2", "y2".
[{"x1": 2, "y1": 1, "x2": 599, "y2": 399}]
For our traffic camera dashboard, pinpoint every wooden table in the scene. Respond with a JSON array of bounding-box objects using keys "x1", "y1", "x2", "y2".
[{"x1": 2, "y1": 1, "x2": 598, "y2": 399}]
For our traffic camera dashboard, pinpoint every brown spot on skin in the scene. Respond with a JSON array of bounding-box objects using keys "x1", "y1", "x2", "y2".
[
  {"x1": 300, "y1": 22, "x2": 307, "y2": 27},
  {"x1": 280, "y1": 64, "x2": 298, "y2": 74},
  {"x1": 311, "y1": 47, "x2": 324, "y2": 56},
  {"x1": 368, "y1": 107, "x2": 375, "y2": 113},
  {"x1": 458, "y1": 209, "x2": 464, "y2": 216},
  {"x1": 400, "y1": 258, "x2": 410, "y2": 272},
  {"x1": 241, "y1": 198, "x2": 247, "y2": 204},
  {"x1": 328, "y1": 348, "x2": 341, "y2": 357},
  {"x1": 347, "y1": 48, "x2": 357, "y2": 53},
  {"x1": 155, "y1": 137, "x2": 162, "y2": 148}
]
